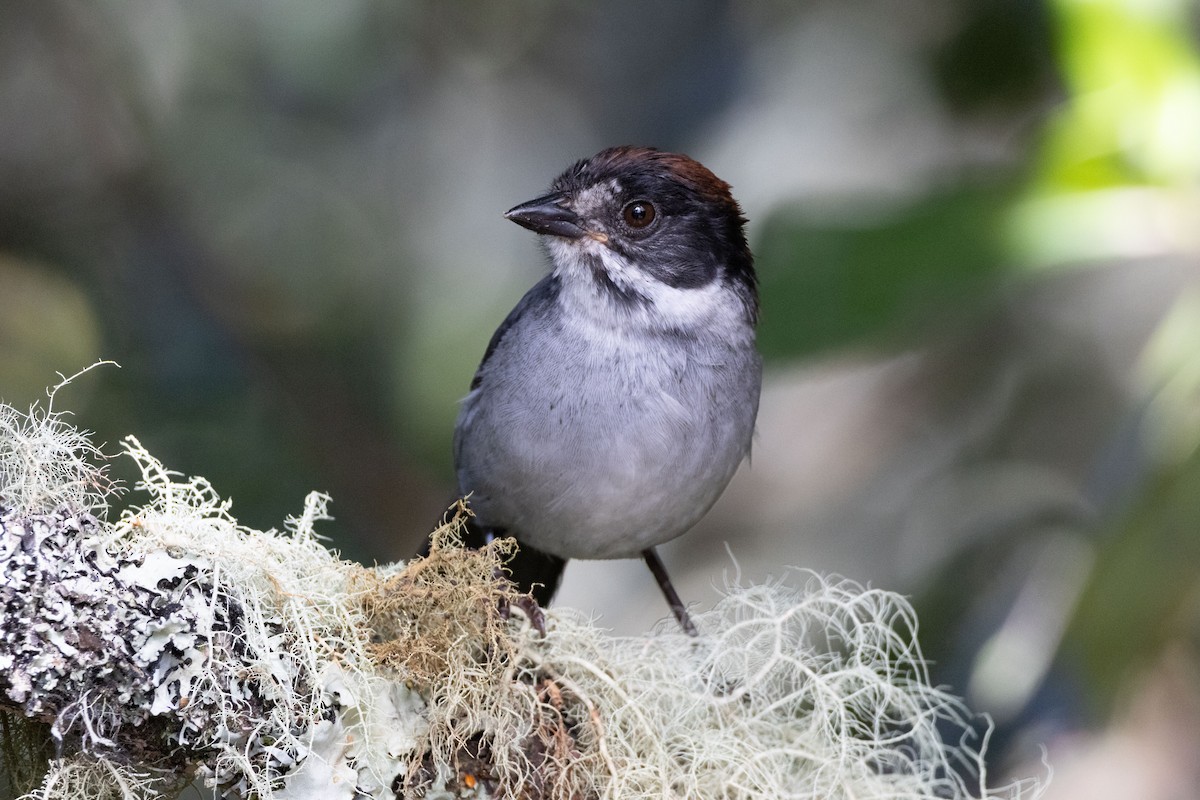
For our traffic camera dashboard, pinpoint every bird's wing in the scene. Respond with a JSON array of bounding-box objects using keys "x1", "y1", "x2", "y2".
[{"x1": 468, "y1": 273, "x2": 560, "y2": 391}]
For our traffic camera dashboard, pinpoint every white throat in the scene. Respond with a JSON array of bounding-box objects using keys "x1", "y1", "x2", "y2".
[{"x1": 546, "y1": 237, "x2": 750, "y2": 344}]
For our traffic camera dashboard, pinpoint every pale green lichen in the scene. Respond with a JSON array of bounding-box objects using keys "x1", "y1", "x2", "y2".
[{"x1": 0, "y1": 396, "x2": 1045, "y2": 800}]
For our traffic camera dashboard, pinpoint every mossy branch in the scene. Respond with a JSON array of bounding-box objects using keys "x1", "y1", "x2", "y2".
[{"x1": 0, "y1": 399, "x2": 1043, "y2": 800}]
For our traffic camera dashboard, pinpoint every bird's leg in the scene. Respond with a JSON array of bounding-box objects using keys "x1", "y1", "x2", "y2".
[
  {"x1": 642, "y1": 547, "x2": 698, "y2": 637},
  {"x1": 483, "y1": 528, "x2": 548, "y2": 634}
]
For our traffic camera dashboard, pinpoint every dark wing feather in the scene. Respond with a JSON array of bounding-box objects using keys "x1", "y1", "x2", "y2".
[{"x1": 438, "y1": 272, "x2": 567, "y2": 606}]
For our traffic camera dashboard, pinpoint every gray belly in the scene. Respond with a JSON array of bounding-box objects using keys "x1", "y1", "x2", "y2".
[{"x1": 455, "y1": 332, "x2": 760, "y2": 559}]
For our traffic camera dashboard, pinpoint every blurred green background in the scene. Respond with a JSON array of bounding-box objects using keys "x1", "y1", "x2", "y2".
[{"x1": 2, "y1": 0, "x2": 1199, "y2": 794}]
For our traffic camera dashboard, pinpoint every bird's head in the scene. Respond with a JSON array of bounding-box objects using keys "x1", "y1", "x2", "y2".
[{"x1": 504, "y1": 146, "x2": 758, "y2": 328}]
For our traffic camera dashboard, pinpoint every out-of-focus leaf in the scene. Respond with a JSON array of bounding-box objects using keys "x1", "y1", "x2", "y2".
[
  {"x1": 1065, "y1": 447, "x2": 1200, "y2": 711},
  {"x1": 754, "y1": 184, "x2": 1014, "y2": 361},
  {"x1": 1064, "y1": 292, "x2": 1200, "y2": 710},
  {"x1": 0, "y1": 256, "x2": 101, "y2": 406},
  {"x1": 932, "y1": 0, "x2": 1059, "y2": 115},
  {"x1": 1036, "y1": 0, "x2": 1200, "y2": 193}
]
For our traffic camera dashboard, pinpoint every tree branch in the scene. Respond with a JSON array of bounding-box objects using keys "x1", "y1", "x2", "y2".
[{"x1": 0, "y1": 401, "x2": 1043, "y2": 800}]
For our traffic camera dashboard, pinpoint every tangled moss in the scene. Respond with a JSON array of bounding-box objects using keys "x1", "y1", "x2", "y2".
[{"x1": 0, "y1": 395, "x2": 1043, "y2": 800}]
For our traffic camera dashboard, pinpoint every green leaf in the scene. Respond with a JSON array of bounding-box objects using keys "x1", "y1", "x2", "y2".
[{"x1": 754, "y1": 185, "x2": 1014, "y2": 360}]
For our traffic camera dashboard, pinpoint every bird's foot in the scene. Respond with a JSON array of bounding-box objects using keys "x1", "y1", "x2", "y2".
[{"x1": 497, "y1": 588, "x2": 548, "y2": 635}]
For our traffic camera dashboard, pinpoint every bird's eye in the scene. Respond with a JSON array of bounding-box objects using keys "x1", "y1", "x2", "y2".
[{"x1": 622, "y1": 200, "x2": 656, "y2": 229}]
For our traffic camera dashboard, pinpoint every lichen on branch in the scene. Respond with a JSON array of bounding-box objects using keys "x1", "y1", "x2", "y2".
[{"x1": 0, "y1": 396, "x2": 1044, "y2": 800}]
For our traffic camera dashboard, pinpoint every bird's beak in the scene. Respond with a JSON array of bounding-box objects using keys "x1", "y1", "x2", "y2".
[{"x1": 504, "y1": 193, "x2": 587, "y2": 240}]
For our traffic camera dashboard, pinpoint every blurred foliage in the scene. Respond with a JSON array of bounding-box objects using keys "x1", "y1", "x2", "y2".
[
  {"x1": 1008, "y1": 0, "x2": 1200, "y2": 269},
  {"x1": 908, "y1": 0, "x2": 1200, "y2": 741},
  {"x1": 1068, "y1": 439, "x2": 1200, "y2": 712},
  {"x1": 1058, "y1": 290, "x2": 1200, "y2": 713},
  {"x1": 932, "y1": 0, "x2": 1060, "y2": 114},
  {"x1": 1036, "y1": 0, "x2": 1200, "y2": 720},
  {"x1": 0, "y1": 256, "x2": 101, "y2": 403},
  {"x1": 1041, "y1": 0, "x2": 1200, "y2": 190},
  {"x1": 755, "y1": 183, "x2": 1016, "y2": 360}
]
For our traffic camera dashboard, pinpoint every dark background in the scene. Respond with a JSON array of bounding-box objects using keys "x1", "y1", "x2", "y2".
[{"x1": 3, "y1": 1, "x2": 1199, "y2": 794}]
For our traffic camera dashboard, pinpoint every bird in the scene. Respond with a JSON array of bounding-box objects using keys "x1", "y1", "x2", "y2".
[{"x1": 451, "y1": 146, "x2": 761, "y2": 635}]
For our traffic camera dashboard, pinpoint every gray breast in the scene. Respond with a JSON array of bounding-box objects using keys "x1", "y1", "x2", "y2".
[{"x1": 455, "y1": 290, "x2": 760, "y2": 560}]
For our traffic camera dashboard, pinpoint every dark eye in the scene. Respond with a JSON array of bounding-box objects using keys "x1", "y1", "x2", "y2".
[{"x1": 622, "y1": 200, "x2": 656, "y2": 229}]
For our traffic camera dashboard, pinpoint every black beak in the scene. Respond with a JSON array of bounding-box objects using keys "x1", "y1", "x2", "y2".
[{"x1": 504, "y1": 193, "x2": 586, "y2": 239}]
